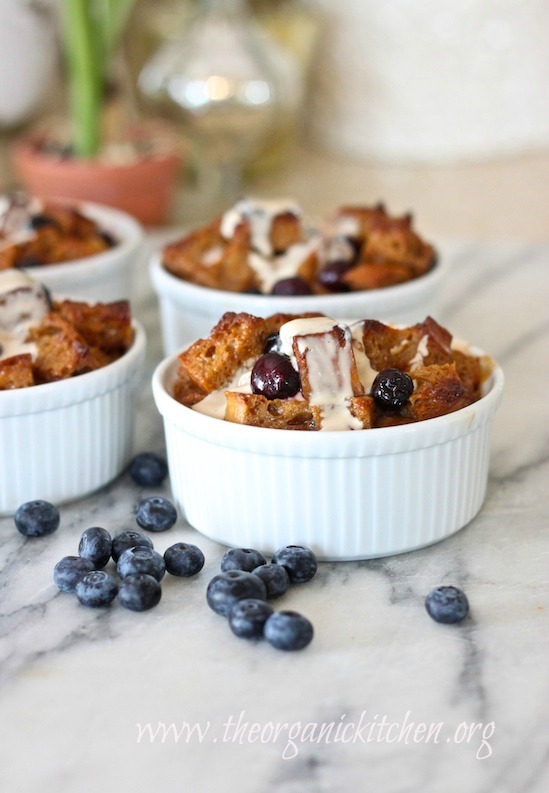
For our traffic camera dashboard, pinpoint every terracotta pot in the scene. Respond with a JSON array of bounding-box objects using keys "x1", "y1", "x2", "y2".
[{"x1": 10, "y1": 135, "x2": 182, "y2": 226}]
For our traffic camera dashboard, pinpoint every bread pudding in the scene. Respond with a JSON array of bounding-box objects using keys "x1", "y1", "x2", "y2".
[
  {"x1": 171, "y1": 311, "x2": 486, "y2": 431},
  {"x1": 161, "y1": 198, "x2": 436, "y2": 296},
  {"x1": 0, "y1": 270, "x2": 133, "y2": 390},
  {"x1": 0, "y1": 192, "x2": 115, "y2": 270}
]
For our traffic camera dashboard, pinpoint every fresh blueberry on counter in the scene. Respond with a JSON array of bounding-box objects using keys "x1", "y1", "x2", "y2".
[
  {"x1": 135, "y1": 496, "x2": 177, "y2": 532},
  {"x1": 425, "y1": 585, "x2": 470, "y2": 624},
  {"x1": 221, "y1": 547, "x2": 267, "y2": 573},
  {"x1": 128, "y1": 453, "x2": 168, "y2": 488},
  {"x1": 228, "y1": 599, "x2": 274, "y2": 639},
  {"x1": 263, "y1": 610, "x2": 314, "y2": 651},
  {"x1": 14, "y1": 500, "x2": 60, "y2": 538},
  {"x1": 252, "y1": 563, "x2": 290, "y2": 599},
  {"x1": 117, "y1": 546, "x2": 166, "y2": 582},
  {"x1": 78, "y1": 527, "x2": 112, "y2": 568},
  {"x1": 53, "y1": 556, "x2": 95, "y2": 593},
  {"x1": 111, "y1": 530, "x2": 154, "y2": 562},
  {"x1": 75, "y1": 571, "x2": 118, "y2": 608},
  {"x1": 118, "y1": 573, "x2": 162, "y2": 612},
  {"x1": 164, "y1": 542, "x2": 205, "y2": 577},
  {"x1": 271, "y1": 545, "x2": 318, "y2": 584},
  {"x1": 206, "y1": 571, "x2": 267, "y2": 617}
]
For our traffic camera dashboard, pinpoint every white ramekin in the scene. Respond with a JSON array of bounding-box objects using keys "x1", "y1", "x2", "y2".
[
  {"x1": 152, "y1": 349, "x2": 503, "y2": 561},
  {"x1": 19, "y1": 201, "x2": 143, "y2": 302},
  {"x1": 0, "y1": 321, "x2": 146, "y2": 515},
  {"x1": 149, "y1": 253, "x2": 448, "y2": 355}
]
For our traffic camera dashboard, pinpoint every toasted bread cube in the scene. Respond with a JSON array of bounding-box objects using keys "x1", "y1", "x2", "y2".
[
  {"x1": 0, "y1": 353, "x2": 35, "y2": 389},
  {"x1": 335, "y1": 203, "x2": 394, "y2": 239},
  {"x1": 292, "y1": 323, "x2": 364, "y2": 403},
  {"x1": 29, "y1": 313, "x2": 109, "y2": 382},
  {"x1": 452, "y1": 349, "x2": 482, "y2": 402},
  {"x1": 225, "y1": 391, "x2": 318, "y2": 430},
  {"x1": 362, "y1": 227, "x2": 435, "y2": 276},
  {"x1": 178, "y1": 312, "x2": 269, "y2": 393},
  {"x1": 406, "y1": 363, "x2": 468, "y2": 421},
  {"x1": 360, "y1": 317, "x2": 453, "y2": 372},
  {"x1": 54, "y1": 299, "x2": 133, "y2": 353},
  {"x1": 162, "y1": 221, "x2": 228, "y2": 289},
  {"x1": 269, "y1": 211, "x2": 303, "y2": 253},
  {"x1": 349, "y1": 395, "x2": 376, "y2": 429},
  {"x1": 343, "y1": 260, "x2": 412, "y2": 290},
  {"x1": 218, "y1": 221, "x2": 258, "y2": 292}
]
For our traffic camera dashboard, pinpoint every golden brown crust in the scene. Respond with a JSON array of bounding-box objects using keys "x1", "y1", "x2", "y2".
[
  {"x1": 178, "y1": 312, "x2": 270, "y2": 393},
  {"x1": 0, "y1": 354, "x2": 35, "y2": 389},
  {"x1": 54, "y1": 299, "x2": 133, "y2": 354},
  {"x1": 225, "y1": 392, "x2": 318, "y2": 430}
]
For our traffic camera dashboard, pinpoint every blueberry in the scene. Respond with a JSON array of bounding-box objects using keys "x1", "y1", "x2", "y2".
[
  {"x1": 135, "y1": 496, "x2": 177, "y2": 532},
  {"x1": 16, "y1": 255, "x2": 44, "y2": 268},
  {"x1": 251, "y1": 352, "x2": 300, "y2": 400},
  {"x1": 271, "y1": 545, "x2": 318, "y2": 583},
  {"x1": 317, "y1": 260, "x2": 353, "y2": 292},
  {"x1": 252, "y1": 563, "x2": 290, "y2": 599},
  {"x1": 117, "y1": 546, "x2": 166, "y2": 582},
  {"x1": 128, "y1": 452, "x2": 168, "y2": 488},
  {"x1": 221, "y1": 548, "x2": 267, "y2": 573},
  {"x1": 263, "y1": 332, "x2": 281, "y2": 354},
  {"x1": 78, "y1": 527, "x2": 112, "y2": 568},
  {"x1": 164, "y1": 542, "x2": 205, "y2": 577},
  {"x1": 111, "y1": 530, "x2": 153, "y2": 562},
  {"x1": 118, "y1": 573, "x2": 162, "y2": 612},
  {"x1": 425, "y1": 585, "x2": 470, "y2": 624},
  {"x1": 75, "y1": 571, "x2": 118, "y2": 608},
  {"x1": 53, "y1": 556, "x2": 95, "y2": 592},
  {"x1": 371, "y1": 368, "x2": 414, "y2": 410},
  {"x1": 29, "y1": 214, "x2": 58, "y2": 230},
  {"x1": 271, "y1": 277, "x2": 312, "y2": 296},
  {"x1": 263, "y1": 610, "x2": 314, "y2": 651},
  {"x1": 206, "y1": 571, "x2": 267, "y2": 617},
  {"x1": 14, "y1": 500, "x2": 60, "y2": 538},
  {"x1": 228, "y1": 599, "x2": 274, "y2": 639}
]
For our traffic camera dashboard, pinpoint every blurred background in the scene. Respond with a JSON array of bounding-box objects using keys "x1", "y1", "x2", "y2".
[{"x1": 1, "y1": 0, "x2": 548, "y2": 236}]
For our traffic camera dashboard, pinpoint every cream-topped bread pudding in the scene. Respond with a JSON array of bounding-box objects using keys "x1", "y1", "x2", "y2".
[
  {"x1": 0, "y1": 270, "x2": 133, "y2": 389},
  {"x1": 171, "y1": 311, "x2": 485, "y2": 431},
  {"x1": 161, "y1": 198, "x2": 436, "y2": 296},
  {"x1": 0, "y1": 193, "x2": 115, "y2": 270}
]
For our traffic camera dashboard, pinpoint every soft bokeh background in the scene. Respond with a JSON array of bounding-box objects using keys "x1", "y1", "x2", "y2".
[{"x1": 0, "y1": 0, "x2": 548, "y2": 237}]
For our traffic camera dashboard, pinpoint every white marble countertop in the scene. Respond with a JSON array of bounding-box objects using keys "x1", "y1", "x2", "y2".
[{"x1": 1, "y1": 234, "x2": 548, "y2": 793}]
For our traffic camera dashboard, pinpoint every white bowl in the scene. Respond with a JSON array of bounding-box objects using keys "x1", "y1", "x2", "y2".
[
  {"x1": 152, "y1": 347, "x2": 503, "y2": 561},
  {"x1": 19, "y1": 201, "x2": 144, "y2": 302},
  {"x1": 149, "y1": 253, "x2": 448, "y2": 355},
  {"x1": 0, "y1": 321, "x2": 146, "y2": 515}
]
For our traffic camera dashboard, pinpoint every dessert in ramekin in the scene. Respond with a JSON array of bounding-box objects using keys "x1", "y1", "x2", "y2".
[
  {"x1": 152, "y1": 311, "x2": 503, "y2": 560},
  {"x1": 0, "y1": 271, "x2": 146, "y2": 514},
  {"x1": 150, "y1": 198, "x2": 446, "y2": 354},
  {"x1": 0, "y1": 193, "x2": 143, "y2": 301}
]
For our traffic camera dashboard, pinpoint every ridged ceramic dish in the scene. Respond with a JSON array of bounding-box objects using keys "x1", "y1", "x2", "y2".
[
  {"x1": 149, "y1": 253, "x2": 448, "y2": 355},
  {"x1": 18, "y1": 201, "x2": 143, "y2": 302},
  {"x1": 152, "y1": 345, "x2": 503, "y2": 561},
  {"x1": 0, "y1": 321, "x2": 146, "y2": 515}
]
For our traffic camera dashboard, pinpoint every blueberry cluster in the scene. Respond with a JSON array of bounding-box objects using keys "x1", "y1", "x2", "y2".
[
  {"x1": 51, "y1": 497, "x2": 205, "y2": 612},
  {"x1": 207, "y1": 545, "x2": 317, "y2": 651}
]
